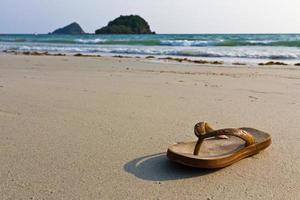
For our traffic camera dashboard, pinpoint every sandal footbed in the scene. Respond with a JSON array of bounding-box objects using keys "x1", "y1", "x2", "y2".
[{"x1": 167, "y1": 128, "x2": 271, "y2": 168}]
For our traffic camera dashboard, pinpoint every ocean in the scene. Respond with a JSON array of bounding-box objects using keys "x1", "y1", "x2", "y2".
[{"x1": 1, "y1": 34, "x2": 300, "y2": 63}]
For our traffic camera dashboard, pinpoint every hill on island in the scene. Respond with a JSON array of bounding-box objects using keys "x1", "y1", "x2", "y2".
[
  {"x1": 51, "y1": 22, "x2": 85, "y2": 35},
  {"x1": 95, "y1": 15, "x2": 155, "y2": 34}
]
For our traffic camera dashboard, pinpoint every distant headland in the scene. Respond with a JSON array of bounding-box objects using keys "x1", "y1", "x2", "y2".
[
  {"x1": 50, "y1": 22, "x2": 85, "y2": 35},
  {"x1": 95, "y1": 15, "x2": 155, "y2": 34},
  {"x1": 50, "y1": 15, "x2": 155, "y2": 35}
]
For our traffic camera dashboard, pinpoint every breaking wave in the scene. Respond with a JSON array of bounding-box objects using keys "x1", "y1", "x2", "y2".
[
  {"x1": 1, "y1": 34, "x2": 300, "y2": 47},
  {"x1": 1, "y1": 43, "x2": 300, "y2": 60}
]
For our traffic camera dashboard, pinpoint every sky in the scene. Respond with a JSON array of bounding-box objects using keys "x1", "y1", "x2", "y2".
[{"x1": 1, "y1": 0, "x2": 300, "y2": 34}]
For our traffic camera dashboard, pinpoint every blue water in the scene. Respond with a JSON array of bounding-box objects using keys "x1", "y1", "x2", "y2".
[{"x1": 1, "y1": 34, "x2": 300, "y2": 62}]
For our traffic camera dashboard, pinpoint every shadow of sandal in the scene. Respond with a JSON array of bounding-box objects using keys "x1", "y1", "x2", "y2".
[{"x1": 123, "y1": 153, "x2": 218, "y2": 181}]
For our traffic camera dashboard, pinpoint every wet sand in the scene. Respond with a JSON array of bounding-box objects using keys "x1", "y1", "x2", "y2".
[{"x1": 0, "y1": 54, "x2": 299, "y2": 199}]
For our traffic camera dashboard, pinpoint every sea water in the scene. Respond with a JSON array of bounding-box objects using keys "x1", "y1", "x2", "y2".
[{"x1": 1, "y1": 34, "x2": 300, "y2": 63}]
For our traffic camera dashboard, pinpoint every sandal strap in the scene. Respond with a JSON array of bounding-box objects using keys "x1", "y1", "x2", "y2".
[
  {"x1": 194, "y1": 122, "x2": 229, "y2": 139},
  {"x1": 194, "y1": 122, "x2": 214, "y2": 137},
  {"x1": 193, "y1": 123, "x2": 255, "y2": 155}
]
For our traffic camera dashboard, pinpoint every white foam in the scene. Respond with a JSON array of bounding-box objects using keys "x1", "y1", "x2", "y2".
[
  {"x1": 160, "y1": 40, "x2": 216, "y2": 47},
  {"x1": 74, "y1": 39, "x2": 106, "y2": 44}
]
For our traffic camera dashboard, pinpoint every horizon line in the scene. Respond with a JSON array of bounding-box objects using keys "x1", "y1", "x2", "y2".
[{"x1": 1, "y1": 32, "x2": 300, "y2": 35}]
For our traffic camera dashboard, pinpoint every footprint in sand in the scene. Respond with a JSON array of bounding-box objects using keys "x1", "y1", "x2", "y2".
[
  {"x1": 210, "y1": 84, "x2": 221, "y2": 88},
  {"x1": 203, "y1": 83, "x2": 221, "y2": 88},
  {"x1": 248, "y1": 96, "x2": 258, "y2": 102}
]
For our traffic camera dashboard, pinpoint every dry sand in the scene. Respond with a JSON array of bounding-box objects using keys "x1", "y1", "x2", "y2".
[{"x1": 0, "y1": 54, "x2": 299, "y2": 199}]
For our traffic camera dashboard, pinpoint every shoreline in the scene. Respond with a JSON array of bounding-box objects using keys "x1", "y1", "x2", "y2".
[{"x1": 2, "y1": 50, "x2": 300, "y2": 68}]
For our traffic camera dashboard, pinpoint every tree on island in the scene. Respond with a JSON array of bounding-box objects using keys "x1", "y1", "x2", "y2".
[{"x1": 95, "y1": 15, "x2": 155, "y2": 34}]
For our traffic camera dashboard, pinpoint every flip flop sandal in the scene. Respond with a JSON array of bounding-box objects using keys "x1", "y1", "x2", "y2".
[{"x1": 167, "y1": 122, "x2": 271, "y2": 168}]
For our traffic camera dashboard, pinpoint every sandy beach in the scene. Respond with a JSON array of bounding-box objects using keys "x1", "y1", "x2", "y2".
[{"x1": 0, "y1": 54, "x2": 299, "y2": 199}]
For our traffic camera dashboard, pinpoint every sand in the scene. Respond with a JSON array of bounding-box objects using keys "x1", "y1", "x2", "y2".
[{"x1": 0, "y1": 54, "x2": 299, "y2": 199}]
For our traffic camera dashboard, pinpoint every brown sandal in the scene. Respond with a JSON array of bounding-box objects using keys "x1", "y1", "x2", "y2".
[{"x1": 167, "y1": 122, "x2": 271, "y2": 168}]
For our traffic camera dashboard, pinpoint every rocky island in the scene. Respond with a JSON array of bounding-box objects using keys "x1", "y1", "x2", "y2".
[
  {"x1": 95, "y1": 15, "x2": 155, "y2": 34},
  {"x1": 51, "y1": 22, "x2": 85, "y2": 35}
]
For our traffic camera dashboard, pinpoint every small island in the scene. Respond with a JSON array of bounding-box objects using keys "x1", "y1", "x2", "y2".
[
  {"x1": 95, "y1": 15, "x2": 155, "y2": 34},
  {"x1": 51, "y1": 22, "x2": 85, "y2": 35}
]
